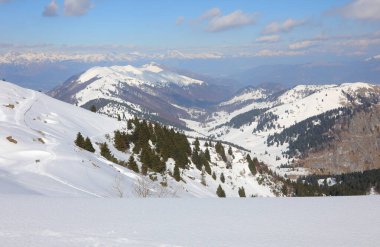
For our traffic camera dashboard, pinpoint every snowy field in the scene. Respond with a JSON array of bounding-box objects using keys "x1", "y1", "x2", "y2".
[{"x1": 0, "y1": 196, "x2": 379, "y2": 247}]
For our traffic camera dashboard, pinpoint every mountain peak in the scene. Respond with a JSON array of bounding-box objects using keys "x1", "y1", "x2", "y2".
[{"x1": 75, "y1": 63, "x2": 203, "y2": 87}]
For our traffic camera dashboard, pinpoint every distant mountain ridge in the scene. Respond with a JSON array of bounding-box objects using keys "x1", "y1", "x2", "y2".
[
  {"x1": 50, "y1": 63, "x2": 380, "y2": 176},
  {"x1": 49, "y1": 63, "x2": 231, "y2": 127}
]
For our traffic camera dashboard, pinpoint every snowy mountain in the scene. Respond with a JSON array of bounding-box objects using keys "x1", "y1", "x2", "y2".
[
  {"x1": 49, "y1": 63, "x2": 229, "y2": 127},
  {"x1": 0, "y1": 80, "x2": 280, "y2": 198},
  {"x1": 49, "y1": 64, "x2": 380, "y2": 176},
  {"x1": 196, "y1": 82, "x2": 380, "y2": 176}
]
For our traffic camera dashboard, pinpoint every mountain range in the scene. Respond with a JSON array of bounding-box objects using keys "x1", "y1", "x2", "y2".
[
  {"x1": 50, "y1": 64, "x2": 380, "y2": 176},
  {"x1": 1, "y1": 62, "x2": 380, "y2": 198}
]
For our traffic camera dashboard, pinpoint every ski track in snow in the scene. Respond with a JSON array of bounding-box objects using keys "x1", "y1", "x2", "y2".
[{"x1": 18, "y1": 91, "x2": 103, "y2": 197}]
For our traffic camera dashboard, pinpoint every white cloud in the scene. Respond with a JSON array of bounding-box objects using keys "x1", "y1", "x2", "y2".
[
  {"x1": 43, "y1": 0, "x2": 58, "y2": 17},
  {"x1": 263, "y1": 18, "x2": 305, "y2": 34},
  {"x1": 256, "y1": 35, "x2": 280, "y2": 43},
  {"x1": 64, "y1": 0, "x2": 92, "y2": 16},
  {"x1": 289, "y1": 40, "x2": 315, "y2": 50},
  {"x1": 337, "y1": 0, "x2": 380, "y2": 20},
  {"x1": 200, "y1": 7, "x2": 221, "y2": 20},
  {"x1": 206, "y1": 10, "x2": 257, "y2": 32},
  {"x1": 176, "y1": 16, "x2": 185, "y2": 26}
]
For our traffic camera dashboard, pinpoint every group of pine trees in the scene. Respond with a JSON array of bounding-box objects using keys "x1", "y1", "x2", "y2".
[
  {"x1": 75, "y1": 117, "x2": 267, "y2": 198},
  {"x1": 112, "y1": 118, "x2": 192, "y2": 177},
  {"x1": 74, "y1": 132, "x2": 95, "y2": 153},
  {"x1": 246, "y1": 154, "x2": 258, "y2": 175},
  {"x1": 289, "y1": 168, "x2": 380, "y2": 196},
  {"x1": 191, "y1": 138, "x2": 212, "y2": 175}
]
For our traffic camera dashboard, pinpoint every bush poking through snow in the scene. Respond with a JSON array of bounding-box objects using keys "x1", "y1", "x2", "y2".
[{"x1": 6, "y1": 136, "x2": 17, "y2": 144}]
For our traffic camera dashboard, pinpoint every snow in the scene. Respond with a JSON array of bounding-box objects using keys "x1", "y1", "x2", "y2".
[
  {"x1": 186, "y1": 82, "x2": 380, "y2": 173},
  {"x1": 219, "y1": 88, "x2": 268, "y2": 106},
  {"x1": 76, "y1": 63, "x2": 203, "y2": 87},
  {"x1": 1, "y1": 81, "x2": 278, "y2": 198},
  {"x1": 0, "y1": 195, "x2": 378, "y2": 246}
]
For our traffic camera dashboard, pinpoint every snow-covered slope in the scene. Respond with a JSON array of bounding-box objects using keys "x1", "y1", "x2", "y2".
[
  {"x1": 0, "y1": 80, "x2": 136, "y2": 197},
  {"x1": 1, "y1": 80, "x2": 279, "y2": 197},
  {"x1": 1, "y1": 196, "x2": 379, "y2": 247}
]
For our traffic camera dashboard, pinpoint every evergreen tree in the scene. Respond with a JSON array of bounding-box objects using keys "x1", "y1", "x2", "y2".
[
  {"x1": 193, "y1": 138, "x2": 200, "y2": 152},
  {"x1": 100, "y1": 142, "x2": 114, "y2": 162},
  {"x1": 84, "y1": 137, "x2": 95, "y2": 153},
  {"x1": 114, "y1": 130, "x2": 129, "y2": 152},
  {"x1": 216, "y1": 184, "x2": 226, "y2": 198},
  {"x1": 215, "y1": 141, "x2": 227, "y2": 162},
  {"x1": 228, "y1": 146, "x2": 233, "y2": 156},
  {"x1": 90, "y1": 105, "x2": 97, "y2": 112},
  {"x1": 238, "y1": 187, "x2": 246, "y2": 197},
  {"x1": 127, "y1": 120, "x2": 133, "y2": 130},
  {"x1": 141, "y1": 164, "x2": 148, "y2": 175},
  {"x1": 74, "y1": 132, "x2": 85, "y2": 148},
  {"x1": 117, "y1": 114, "x2": 121, "y2": 121},
  {"x1": 247, "y1": 155, "x2": 257, "y2": 175},
  {"x1": 212, "y1": 172, "x2": 217, "y2": 180},
  {"x1": 220, "y1": 172, "x2": 225, "y2": 183},
  {"x1": 173, "y1": 165, "x2": 181, "y2": 182},
  {"x1": 127, "y1": 155, "x2": 139, "y2": 173},
  {"x1": 205, "y1": 148, "x2": 211, "y2": 162}
]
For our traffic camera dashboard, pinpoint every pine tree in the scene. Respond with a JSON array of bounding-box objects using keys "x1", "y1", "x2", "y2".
[
  {"x1": 141, "y1": 164, "x2": 148, "y2": 175},
  {"x1": 127, "y1": 120, "x2": 133, "y2": 130},
  {"x1": 100, "y1": 142, "x2": 113, "y2": 161},
  {"x1": 173, "y1": 165, "x2": 181, "y2": 182},
  {"x1": 215, "y1": 141, "x2": 227, "y2": 162},
  {"x1": 117, "y1": 114, "x2": 121, "y2": 121},
  {"x1": 114, "y1": 130, "x2": 129, "y2": 152},
  {"x1": 90, "y1": 105, "x2": 97, "y2": 112},
  {"x1": 247, "y1": 155, "x2": 257, "y2": 175},
  {"x1": 220, "y1": 172, "x2": 225, "y2": 183},
  {"x1": 75, "y1": 132, "x2": 85, "y2": 148},
  {"x1": 205, "y1": 148, "x2": 211, "y2": 162},
  {"x1": 193, "y1": 138, "x2": 200, "y2": 152},
  {"x1": 127, "y1": 155, "x2": 139, "y2": 173},
  {"x1": 228, "y1": 146, "x2": 233, "y2": 156},
  {"x1": 216, "y1": 184, "x2": 226, "y2": 198},
  {"x1": 212, "y1": 172, "x2": 217, "y2": 180},
  {"x1": 84, "y1": 137, "x2": 95, "y2": 153},
  {"x1": 238, "y1": 187, "x2": 246, "y2": 197}
]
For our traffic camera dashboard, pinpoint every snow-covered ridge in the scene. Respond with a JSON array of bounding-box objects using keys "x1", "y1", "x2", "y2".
[
  {"x1": 220, "y1": 88, "x2": 268, "y2": 106},
  {"x1": 76, "y1": 63, "x2": 203, "y2": 87}
]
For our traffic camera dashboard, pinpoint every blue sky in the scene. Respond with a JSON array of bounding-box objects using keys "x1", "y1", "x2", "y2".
[{"x1": 1, "y1": 0, "x2": 380, "y2": 62}]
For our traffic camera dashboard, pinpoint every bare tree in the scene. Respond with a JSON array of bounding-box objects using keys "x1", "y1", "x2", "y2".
[
  {"x1": 201, "y1": 165, "x2": 206, "y2": 186},
  {"x1": 133, "y1": 178, "x2": 152, "y2": 198},
  {"x1": 113, "y1": 173, "x2": 125, "y2": 198}
]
